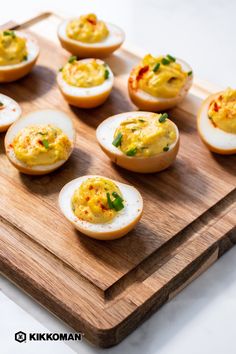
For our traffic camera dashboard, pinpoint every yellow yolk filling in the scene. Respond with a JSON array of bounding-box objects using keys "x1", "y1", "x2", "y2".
[
  {"x1": 114, "y1": 113, "x2": 177, "y2": 157},
  {"x1": 66, "y1": 13, "x2": 109, "y2": 43},
  {"x1": 13, "y1": 124, "x2": 72, "y2": 166},
  {"x1": 208, "y1": 88, "x2": 236, "y2": 134},
  {"x1": 71, "y1": 177, "x2": 123, "y2": 224},
  {"x1": 0, "y1": 31, "x2": 27, "y2": 66},
  {"x1": 130, "y1": 54, "x2": 188, "y2": 99},
  {"x1": 62, "y1": 59, "x2": 107, "y2": 88}
]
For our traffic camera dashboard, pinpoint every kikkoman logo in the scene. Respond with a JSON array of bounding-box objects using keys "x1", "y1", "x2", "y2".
[{"x1": 15, "y1": 331, "x2": 83, "y2": 343}]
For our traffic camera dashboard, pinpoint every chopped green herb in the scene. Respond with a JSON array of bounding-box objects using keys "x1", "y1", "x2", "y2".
[
  {"x1": 42, "y1": 139, "x2": 49, "y2": 149},
  {"x1": 104, "y1": 69, "x2": 109, "y2": 79},
  {"x1": 23, "y1": 55, "x2": 28, "y2": 61},
  {"x1": 112, "y1": 132, "x2": 122, "y2": 147},
  {"x1": 161, "y1": 58, "x2": 170, "y2": 65},
  {"x1": 131, "y1": 128, "x2": 137, "y2": 132},
  {"x1": 163, "y1": 146, "x2": 169, "y2": 152},
  {"x1": 159, "y1": 113, "x2": 168, "y2": 123},
  {"x1": 68, "y1": 55, "x2": 77, "y2": 63},
  {"x1": 187, "y1": 71, "x2": 192, "y2": 76},
  {"x1": 107, "y1": 192, "x2": 124, "y2": 211},
  {"x1": 106, "y1": 192, "x2": 113, "y2": 209},
  {"x1": 153, "y1": 62, "x2": 160, "y2": 72},
  {"x1": 112, "y1": 197, "x2": 124, "y2": 211},
  {"x1": 138, "y1": 119, "x2": 145, "y2": 122},
  {"x1": 0, "y1": 101, "x2": 3, "y2": 107},
  {"x1": 126, "y1": 147, "x2": 137, "y2": 156},
  {"x1": 112, "y1": 192, "x2": 124, "y2": 202},
  {"x1": 38, "y1": 132, "x2": 46, "y2": 136},
  {"x1": 59, "y1": 67, "x2": 63, "y2": 72},
  {"x1": 3, "y1": 30, "x2": 16, "y2": 38},
  {"x1": 167, "y1": 54, "x2": 176, "y2": 62}
]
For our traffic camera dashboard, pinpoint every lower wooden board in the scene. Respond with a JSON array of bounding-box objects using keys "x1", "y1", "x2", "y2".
[{"x1": 0, "y1": 13, "x2": 235, "y2": 347}]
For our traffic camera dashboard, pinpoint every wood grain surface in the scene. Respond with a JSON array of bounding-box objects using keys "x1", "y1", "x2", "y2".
[{"x1": 0, "y1": 13, "x2": 235, "y2": 348}]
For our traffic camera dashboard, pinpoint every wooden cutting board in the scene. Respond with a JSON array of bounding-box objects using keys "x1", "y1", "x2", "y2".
[{"x1": 0, "y1": 12, "x2": 235, "y2": 348}]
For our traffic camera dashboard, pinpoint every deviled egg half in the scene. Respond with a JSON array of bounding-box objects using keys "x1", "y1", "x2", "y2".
[
  {"x1": 197, "y1": 88, "x2": 236, "y2": 155},
  {"x1": 57, "y1": 57, "x2": 114, "y2": 108},
  {"x1": 5, "y1": 109, "x2": 75, "y2": 175},
  {"x1": 128, "y1": 54, "x2": 193, "y2": 111},
  {"x1": 0, "y1": 30, "x2": 39, "y2": 82},
  {"x1": 0, "y1": 94, "x2": 21, "y2": 132},
  {"x1": 58, "y1": 13, "x2": 125, "y2": 58},
  {"x1": 96, "y1": 111, "x2": 179, "y2": 173},
  {"x1": 59, "y1": 175, "x2": 143, "y2": 240}
]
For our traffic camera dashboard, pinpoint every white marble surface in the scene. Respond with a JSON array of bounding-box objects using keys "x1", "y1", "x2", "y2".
[{"x1": 0, "y1": 0, "x2": 236, "y2": 353}]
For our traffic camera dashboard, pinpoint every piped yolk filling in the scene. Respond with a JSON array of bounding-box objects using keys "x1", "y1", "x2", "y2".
[
  {"x1": 12, "y1": 124, "x2": 72, "y2": 166},
  {"x1": 66, "y1": 13, "x2": 109, "y2": 43},
  {"x1": 129, "y1": 54, "x2": 189, "y2": 99},
  {"x1": 113, "y1": 113, "x2": 177, "y2": 157},
  {"x1": 208, "y1": 88, "x2": 236, "y2": 134},
  {"x1": 62, "y1": 59, "x2": 107, "y2": 88},
  {"x1": 71, "y1": 177, "x2": 124, "y2": 224},
  {"x1": 0, "y1": 31, "x2": 27, "y2": 66}
]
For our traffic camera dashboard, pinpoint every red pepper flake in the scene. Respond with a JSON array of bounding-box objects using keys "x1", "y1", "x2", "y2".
[
  {"x1": 38, "y1": 140, "x2": 44, "y2": 146},
  {"x1": 89, "y1": 185, "x2": 94, "y2": 190},
  {"x1": 9, "y1": 143, "x2": 13, "y2": 148},
  {"x1": 85, "y1": 196, "x2": 90, "y2": 202},
  {"x1": 84, "y1": 210, "x2": 88, "y2": 214},
  {"x1": 136, "y1": 65, "x2": 149, "y2": 81},
  {"x1": 87, "y1": 18, "x2": 96, "y2": 25},
  {"x1": 218, "y1": 95, "x2": 223, "y2": 101},
  {"x1": 214, "y1": 102, "x2": 220, "y2": 112},
  {"x1": 12, "y1": 108, "x2": 16, "y2": 112}
]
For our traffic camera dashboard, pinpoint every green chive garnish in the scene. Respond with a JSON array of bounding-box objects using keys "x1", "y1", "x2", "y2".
[
  {"x1": 104, "y1": 69, "x2": 109, "y2": 79},
  {"x1": 187, "y1": 71, "x2": 192, "y2": 76},
  {"x1": 161, "y1": 58, "x2": 170, "y2": 65},
  {"x1": 0, "y1": 101, "x2": 3, "y2": 107},
  {"x1": 159, "y1": 113, "x2": 168, "y2": 123},
  {"x1": 23, "y1": 55, "x2": 28, "y2": 61},
  {"x1": 3, "y1": 30, "x2": 16, "y2": 38},
  {"x1": 68, "y1": 55, "x2": 77, "y2": 63},
  {"x1": 112, "y1": 197, "x2": 124, "y2": 211},
  {"x1": 138, "y1": 119, "x2": 145, "y2": 122},
  {"x1": 126, "y1": 147, "x2": 137, "y2": 156},
  {"x1": 38, "y1": 132, "x2": 46, "y2": 136},
  {"x1": 42, "y1": 139, "x2": 49, "y2": 149},
  {"x1": 153, "y1": 62, "x2": 160, "y2": 72},
  {"x1": 167, "y1": 54, "x2": 176, "y2": 62},
  {"x1": 112, "y1": 132, "x2": 122, "y2": 147},
  {"x1": 106, "y1": 193, "x2": 113, "y2": 209},
  {"x1": 59, "y1": 67, "x2": 63, "y2": 72},
  {"x1": 107, "y1": 192, "x2": 124, "y2": 211},
  {"x1": 112, "y1": 192, "x2": 124, "y2": 202},
  {"x1": 163, "y1": 146, "x2": 169, "y2": 152}
]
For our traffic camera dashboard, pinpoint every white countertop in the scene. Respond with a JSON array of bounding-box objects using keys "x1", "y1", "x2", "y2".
[{"x1": 0, "y1": 1, "x2": 235, "y2": 353}]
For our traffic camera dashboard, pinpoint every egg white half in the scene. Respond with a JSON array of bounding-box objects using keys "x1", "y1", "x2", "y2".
[
  {"x1": 0, "y1": 31, "x2": 39, "y2": 72},
  {"x1": 57, "y1": 59, "x2": 114, "y2": 98},
  {"x1": 58, "y1": 19, "x2": 125, "y2": 49},
  {"x1": 5, "y1": 109, "x2": 75, "y2": 173},
  {"x1": 96, "y1": 111, "x2": 179, "y2": 156},
  {"x1": 198, "y1": 94, "x2": 236, "y2": 153},
  {"x1": 59, "y1": 175, "x2": 143, "y2": 239},
  {"x1": 0, "y1": 94, "x2": 21, "y2": 131}
]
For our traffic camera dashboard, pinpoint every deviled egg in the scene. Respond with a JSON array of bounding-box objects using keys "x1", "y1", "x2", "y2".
[
  {"x1": 128, "y1": 54, "x2": 193, "y2": 111},
  {"x1": 57, "y1": 57, "x2": 114, "y2": 108},
  {"x1": 0, "y1": 30, "x2": 39, "y2": 82},
  {"x1": 197, "y1": 88, "x2": 236, "y2": 154},
  {"x1": 5, "y1": 109, "x2": 75, "y2": 175},
  {"x1": 96, "y1": 111, "x2": 179, "y2": 173},
  {"x1": 59, "y1": 175, "x2": 143, "y2": 240},
  {"x1": 0, "y1": 94, "x2": 21, "y2": 132},
  {"x1": 58, "y1": 13, "x2": 125, "y2": 58}
]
